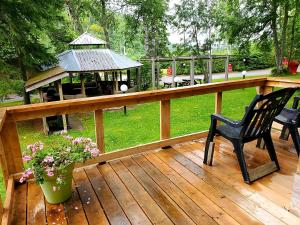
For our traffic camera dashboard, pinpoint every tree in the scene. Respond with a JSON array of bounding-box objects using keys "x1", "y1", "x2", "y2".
[
  {"x1": 0, "y1": 0, "x2": 72, "y2": 104},
  {"x1": 217, "y1": 0, "x2": 297, "y2": 74},
  {"x1": 124, "y1": 0, "x2": 169, "y2": 57}
]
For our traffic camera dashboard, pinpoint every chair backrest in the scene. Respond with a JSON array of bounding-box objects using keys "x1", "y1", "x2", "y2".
[{"x1": 240, "y1": 88, "x2": 297, "y2": 140}]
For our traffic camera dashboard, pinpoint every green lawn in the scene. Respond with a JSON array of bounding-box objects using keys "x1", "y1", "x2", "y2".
[{"x1": 1, "y1": 73, "x2": 300, "y2": 201}]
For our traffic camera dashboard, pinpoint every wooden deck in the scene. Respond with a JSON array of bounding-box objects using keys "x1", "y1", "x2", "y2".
[{"x1": 11, "y1": 132, "x2": 300, "y2": 225}]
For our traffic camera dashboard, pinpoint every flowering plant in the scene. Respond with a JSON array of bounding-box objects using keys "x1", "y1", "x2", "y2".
[{"x1": 20, "y1": 131, "x2": 100, "y2": 186}]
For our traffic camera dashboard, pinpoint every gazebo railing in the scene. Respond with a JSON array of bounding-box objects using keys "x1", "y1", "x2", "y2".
[{"x1": 0, "y1": 77, "x2": 300, "y2": 224}]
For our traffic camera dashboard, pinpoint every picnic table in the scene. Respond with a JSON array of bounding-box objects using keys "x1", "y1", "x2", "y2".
[{"x1": 163, "y1": 77, "x2": 202, "y2": 88}]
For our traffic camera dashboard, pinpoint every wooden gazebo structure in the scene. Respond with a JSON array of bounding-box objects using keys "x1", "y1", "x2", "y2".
[{"x1": 25, "y1": 32, "x2": 142, "y2": 133}]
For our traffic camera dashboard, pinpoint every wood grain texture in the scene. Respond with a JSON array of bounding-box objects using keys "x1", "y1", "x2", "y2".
[
  {"x1": 27, "y1": 182, "x2": 46, "y2": 225},
  {"x1": 160, "y1": 99, "x2": 170, "y2": 140},
  {"x1": 1, "y1": 178, "x2": 14, "y2": 225},
  {"x1": 0, "y1": 115, "x2": 23, "y2": 175},
  {"x1": 94, "y1": 109, "x2": 105, "y2": 153}
]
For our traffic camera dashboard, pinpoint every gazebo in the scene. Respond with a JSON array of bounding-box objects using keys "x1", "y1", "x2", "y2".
[{"x1": 25, "y1": 32, "x2": 142, "y2": 133}]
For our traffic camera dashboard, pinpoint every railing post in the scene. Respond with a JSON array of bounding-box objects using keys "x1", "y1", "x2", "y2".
[
  {"x1": 160, "y1": 100, "x2": 171, "y2": 141},
  {"x1": 0, "y1": 115, "x2": 23, "y2": 176},
  {"x1": 94, "y1": 109, "x2": 105, "y2": 153},
  {"x1": 215, "y1": 92, "x2": 222, "y2": 125}
]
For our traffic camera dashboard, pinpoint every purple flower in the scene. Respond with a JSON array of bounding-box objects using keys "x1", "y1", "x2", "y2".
[
  {"x1": 47, "y1": 171, "x2": 54, "y2": 177},
  {"x1": 90, "y1": 148, "x2": 100, "y2": 157},
  {"x1": 22, "y1": 155, "x2": 32, "y2": 162},
  {"x1": 19, "y1": 168, "x2": 33, "y2": 183},
  {"x1": 43, "y1": 156, "x2": 54, "y2": 163}
]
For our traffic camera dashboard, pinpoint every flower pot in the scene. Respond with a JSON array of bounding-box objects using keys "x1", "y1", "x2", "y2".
[
  {"x1": 40, "y1": 163, "x2": 74, "y2": 204},
  {"x1": 288, "y1": 60, "x2": 299, "y2": 74}
]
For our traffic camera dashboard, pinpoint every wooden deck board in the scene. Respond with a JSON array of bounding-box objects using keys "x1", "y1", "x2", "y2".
[{"x1": 10, "y1": 131, "x2": 300, "y2": 225}]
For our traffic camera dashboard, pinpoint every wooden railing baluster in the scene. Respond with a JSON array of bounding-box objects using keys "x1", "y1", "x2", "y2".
[
  {"x1": 215, "y1": 92, "x2": 222, "y2": 125},
  {"x1": 94, "y1": 109, "x2": 105, "y2": 153},
  {"x1": 160, "y1": 100, "x2": 171, "y2": 141}
]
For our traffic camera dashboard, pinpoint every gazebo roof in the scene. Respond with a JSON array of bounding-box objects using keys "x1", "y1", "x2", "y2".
[
  {"x1": 69, "y1": 32, "x2": 107, "y2": 46},
  {"x1": 58, "y1": 49, "x2": 142, "y2": 72}
]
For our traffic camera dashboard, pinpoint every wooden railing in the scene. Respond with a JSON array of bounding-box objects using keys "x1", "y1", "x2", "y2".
[{"x1": 0, "y1": 77, "x2": 300, "y2": 224}]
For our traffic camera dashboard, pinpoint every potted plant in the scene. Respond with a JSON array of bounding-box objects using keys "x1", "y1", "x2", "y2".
[
  {"x1": 20, "y1": 131, "x2": 100, "y2": 204},
  {"x1": 288, "y1": 60, "x2": 299, "y2": 74}
]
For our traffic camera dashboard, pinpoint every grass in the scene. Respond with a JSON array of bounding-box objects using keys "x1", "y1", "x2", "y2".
[{"x1": 0, "y1": 73, "x2": 299, "y2": 201}]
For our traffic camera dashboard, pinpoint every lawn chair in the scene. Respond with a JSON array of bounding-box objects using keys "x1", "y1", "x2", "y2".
[
  {"x1": 203, "y1": 88, "x2": 297, "y2": 183},
  {"x1": 275, "y1": 96, "x2": 300, "y2": 156}
]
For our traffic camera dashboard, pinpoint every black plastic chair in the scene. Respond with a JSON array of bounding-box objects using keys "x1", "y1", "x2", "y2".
[
  {"x1": 275, "y1": 96, "x2": 300, "y2": 156},
  {"x1": 203, "y1": 88, "x2": 297, "y2": 183}
]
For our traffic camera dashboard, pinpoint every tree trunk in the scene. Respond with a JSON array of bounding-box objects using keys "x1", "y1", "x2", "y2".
[
  {"x1": 289, "y1": 0, "x2": 300, "y2": 61},
  {"x1": 100, "y1": 0, "x2": 110, "y2": 49},
  {"x1": 271, "y1": 0, "x2": 282, "y2": 73},
  {"x1": 280, "y1": 2, "x2": 289, "y2": 62},
  {"x1": 19, "y1": 58, "x2": 30, "y2": 104}
]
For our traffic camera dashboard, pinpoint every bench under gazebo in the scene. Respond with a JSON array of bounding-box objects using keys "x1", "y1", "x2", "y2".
[{"x1": 25, "y1": 32, "x2": 142, "y2": 133}]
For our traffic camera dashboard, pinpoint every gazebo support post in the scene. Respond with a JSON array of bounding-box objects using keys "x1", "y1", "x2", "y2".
[
  {"x1": 80, "y1": 74, "x2": 86, "y2": 97},
  {"x1": 225, "y1": 55, "x2": 229, "y2": 80},
  {"x1": 208, "y1": 56, "x2": 212, "y2": 83},
  {"x1": 38, "y1": 88, "x2": 49, "y2": 135},
  {"x1": 127, "y1": 70, "x2": 131, "y2": 88},
  {"x1": 57, "y1": 80, "x2": 68, "y2": 131},
  {"x1": 151, "y1": 58, "x2": 155, "y2": 89},
  {"x1": 137, "y1": 67, "x2": 141, "y2": 91},
  {"x1": 119, "y1": 71, "x2": 122, "y2": 83},
  {"x1": 114, "y1": 71, "x2": 119, "y2": 93},
  {"x1": 190, "y1": 57, "x2": 195, "y2": 86},
  {"x1": 172, "y1": 58, "x2": 176, "y2": 87},
  {"x1": 156, "y1": 58, "x2": 160, "y2": 89},
  {"x1": 69, "y1": 72, "x2": 73, "y2": 83}
]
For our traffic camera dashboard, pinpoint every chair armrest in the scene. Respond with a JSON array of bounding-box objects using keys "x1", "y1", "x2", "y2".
[
  {"x1": 292, "y1": 96, "x2": 300, "y2": 109},
  {"x1": 211, "y1": 114, "x2": 240, "y2": 127}
]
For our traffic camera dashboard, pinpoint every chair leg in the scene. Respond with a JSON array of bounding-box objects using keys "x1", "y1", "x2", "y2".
[
  {"x1": 289, "y1": 126, "x2": 300, "y2": 156},
  {"x1": 280, "y1": 125, "x2": 290, "y2": 140},
  {"x1": 263, "y1": 132, "x2": 280, "y2": 169},
  {"x1": 204, "y1": 127, "x2": 216, "y2": 166},
  {"x1": 232, "y1": 140, "x2": 251, "y2": 183}
]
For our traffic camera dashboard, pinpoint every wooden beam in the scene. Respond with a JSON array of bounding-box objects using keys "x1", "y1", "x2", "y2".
[
  {"x1": 38, "y1": 89, "x2": 49, "y2": 135},
  {"x1": 0, "y1": 115, "x2": 23, "y2": 175},
  {"x1": 1, "y1": 178, "x2": 14, "y2": 225},
  {"x1": 94, "y1": 109, "x2": 105, "y2": 153},
  {"x1": 160, "y1": 100, "x2": 170, "y2": 140},
  {"x1": 75, "y1": 130, "x2": 209, "y2": 168},
  {"x1": 248, "y1": 161, "x2": 277, "y2": 182},
  {"x1": 152, "y1": 58, "x2": 156, "y2": 89},
  {"x1": 8, "y1": 78, "x2": 268, "y2": 121},
  {"x1": 190, "y1": 57, "x2": 195, "y2": 86},
  {"x1": 57, "y1": 80, "x2": 68, "y2": 131},
  {"x1": 172, "y1": 58, "x2": 176, "y2": 87}
]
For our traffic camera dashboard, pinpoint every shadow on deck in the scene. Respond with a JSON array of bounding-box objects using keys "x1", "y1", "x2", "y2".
[{"x1": 11, "y1": 131, "x2": 300, "y2": 225}]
